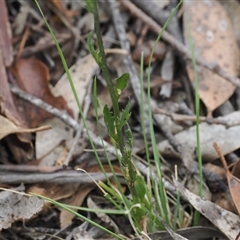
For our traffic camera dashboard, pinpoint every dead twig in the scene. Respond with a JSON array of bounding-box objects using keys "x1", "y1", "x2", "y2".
[
  {"x1": 0, "y1": 171, "x2": 115, "y2": 184},
  {"x1": 20, "y1": 33, "x2": 71, "y2": 57},
  {"x1": 154, "y1": 108, "x2": 238, "y2": 128},
  {"x1": 0, "y1": 164, "x2": 63, "y2": 173}
]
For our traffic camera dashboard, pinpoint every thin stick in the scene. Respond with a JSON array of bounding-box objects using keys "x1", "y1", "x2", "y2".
[
  {"x1": 154, "y1": 108, "x2": 235, "y2": 127},
  {"x1": 0, "y1": 171, "x2": 114, "y2": 184},
  {"x1": 213, "y1": 142, "x2": 228, "y2": 170}
]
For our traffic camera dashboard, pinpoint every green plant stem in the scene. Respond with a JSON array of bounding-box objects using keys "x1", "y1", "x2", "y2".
[
  {"x1": 32, "y1": 193, "x2": 124, "y2": 240},
  {"x1": 91, "y1": 3, "x2": 121, "y2": 131},
  {"x1": 145, "y1": 0, "x2": 183, "y2": 228},
  {"x1": 86, "y1": 0, "x2": 136, "y2": 197}
]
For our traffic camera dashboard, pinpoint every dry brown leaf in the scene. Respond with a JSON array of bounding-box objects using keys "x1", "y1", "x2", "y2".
[
  {"x1": 204, "y1": 163, "x2": 225, "y2": 178},
  {"x1": 213, "y1": 192, "x2": 237, "y2": 214},
  {"x1": 60, "y1": 184, "x2": 94, "y2": 228},
  {"x1": 232, "y1": 159, "x2": 240, "y2": 179},
  {"x1": 28, "y1": 183, "x2": 80, "y2": 201},
  {"x1": 0, "y1": 186, "x2": 44, "y2": 230},
  {"x1": 35, "y1": 53, "x2": 98, "y2": 164},
  {"x1": 0, "y1": 115, "x2": 50, "y2": 140},
  {"x1": 219, "y1": 0, "x2": 240, "y2": 47},
  {"x1": 183, "y1": 0, "x2": 240, "y2": 116},
  {"x1": 12, "y1": 57, "x2": 73, "y2": 128},
  {"x1": 174, "y1": 179, "x2": 240, "y2": 240},
  {"x1": 0, "y1": 115, "x2": 50, "y2": 163},
  {"x1": 0, "y1": 1, "x2": 24, "y2": 126},
  {"x1": 213, "y1": 142, "x2": 240, "y2": 214}
]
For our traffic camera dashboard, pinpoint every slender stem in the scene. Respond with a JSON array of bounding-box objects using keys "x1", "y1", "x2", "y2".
[
  {"x1": 89, "y1": 1, "x2": 136, "y2": 195},
  {"x1": 91, "y1": 2, "x2": 125, "y2": 153}
]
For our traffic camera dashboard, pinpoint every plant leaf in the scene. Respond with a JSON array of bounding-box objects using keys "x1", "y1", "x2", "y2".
[
  {"x1": 103, "y1": 105, "x2": 117, "y2": 141},
  {"x1": 115, "y1": 73, "x2": 129, "y2": 99},
  {"x1": 134, "y1": 175, "x2": 146, "y2": 201},
  {"x1": 125, "y1": 123, "x2": 133, "y2": 149},
  {"x1": 118, "y1": 101, "x2": 131, "y2": 129},
  {"x1": 84, "y1": 0, "x2": 96, "y2": 14}
]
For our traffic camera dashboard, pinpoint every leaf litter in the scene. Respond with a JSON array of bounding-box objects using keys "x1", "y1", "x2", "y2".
[{"x1": 2, "y1": 0, "x2": 240, "y2": 239}]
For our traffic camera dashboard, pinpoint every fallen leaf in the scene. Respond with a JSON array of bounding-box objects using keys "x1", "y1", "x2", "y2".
[
  {"x1": 183, "y1": 0, "x2": 240, "y2": 116},
  {"x1": 0, "y1": 185, "x2": 44, "y2": 230},
  {"x1": 36, "y1": 118, "x2": 73, "y2": 166},
  {"x1": 174, "y1": 179, "x2": 240, "y2": 240},
  {"x1": 60, "y1": 184, "x2": 94, "y2": 228},
  {"x1": 219, "y1": 0, "x2": 240, "y2": 47},
  {"x1": 158, "y1": 111, "x2": 240, "y2": 161},
  {"x1": 0, "y1": 1, "x2": 24, "y2": 126},
  {"x1": 213, "y1": 142, "x2": 240, "y2": 214},
  {"x1": 35, "y1": 52, "x2": 98, "y2": 164},
  {"x1": 213, "y1": 192, "x2": 237, "y2": 214},
  {"x1": 28, "y1": 183, "x2": 80, "y2": 201},
  {"x1": 11, "y1": 57, "x2": 73, "y2": 128},
  {"x1": 5, "y1": 134, "x2": 35, "y2": 163},
  {"x1": 0, "y1": 115, "x2": 50, "y2": 140},
  {"x1": 232, "y1": 159, "x2": 240, "y2": 179},
  {"x1": 0, "y1": 115, "x2": 50, "y2": 163},
  {"x1": 52, "y1": 53, "x2": 99, "y2": 119}
]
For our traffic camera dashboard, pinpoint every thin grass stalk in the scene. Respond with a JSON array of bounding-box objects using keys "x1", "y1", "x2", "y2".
[
  {"x1": 146, "y1": 0, "x2": 183, "y2": 227},
  {"x1": 187, "y1": 14, "x2": 203, "y2": 225},
  {"x1": 32, "y1": 194, "x2": 124, "y2": 240},
  {"x1": 92, "y1": 79, "x2": 124, "y2": 210}
]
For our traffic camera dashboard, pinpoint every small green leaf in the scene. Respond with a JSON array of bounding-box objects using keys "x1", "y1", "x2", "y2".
[
  {"x1": 87, "y1": 32, "x2": 96, "y2": 55},
  {"x1": 87, "y1": 33, "x2": 102, "y2": 65},
  {"x1": 84, "y1": 0, "x2": 96, "y2": 14},
  {"x1": 134, "y1": 175, "x2": 147, "y2": 201},
  {"x1": 103, "y1": 105, "x2": 117, "y2": 141},
  {"x1": 125, "y1": 124, "x2": 133, "y2": 149},
  {"x1": 116, "y1": 73, "x2": 129, "y2": 99},
  {"x1": 118, "y1": 101, "x2": 131, "y2": 129}
]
